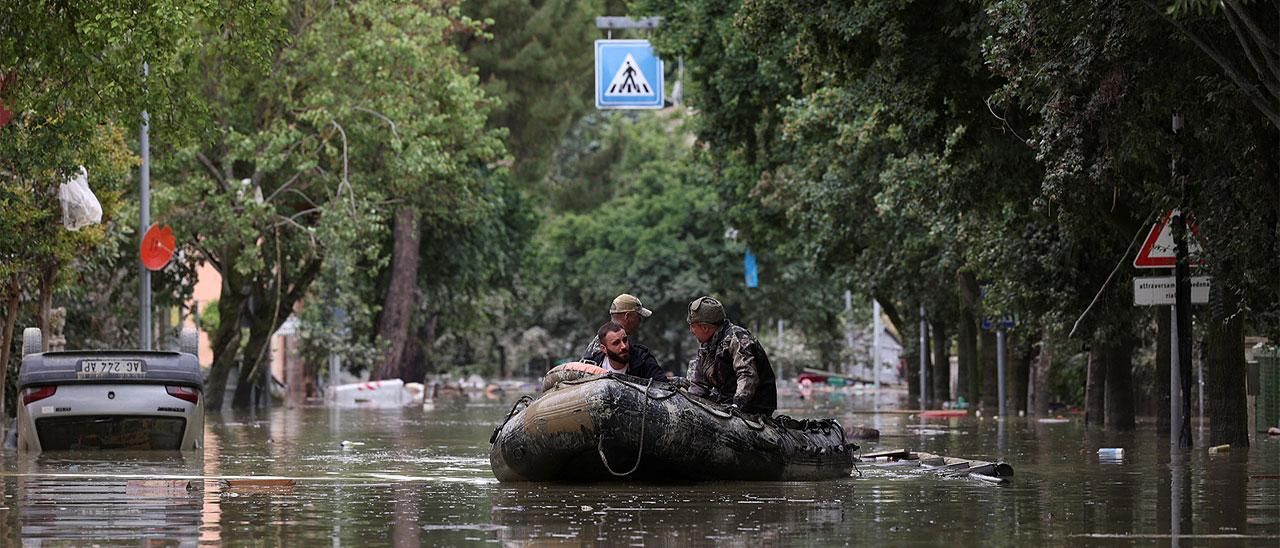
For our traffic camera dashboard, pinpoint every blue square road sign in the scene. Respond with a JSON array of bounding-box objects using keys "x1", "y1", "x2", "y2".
[{"x1": 595, "y1": 40, "x2": 664, "y2": 109}]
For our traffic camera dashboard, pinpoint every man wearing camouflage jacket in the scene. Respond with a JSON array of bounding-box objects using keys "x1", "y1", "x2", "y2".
[{"x1": 685, "y1": 296, "x2": 777, "y2": 416}]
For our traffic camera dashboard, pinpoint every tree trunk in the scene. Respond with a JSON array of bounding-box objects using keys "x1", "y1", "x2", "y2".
[
  {"x1": 235, "y1": 302, "x2": 285, "y2": 409},
  {"x1": 954, "y1": 272, "x2": 981, "y2": 407},
  {"x1": 1156, "y1": 308, "x2": 1171, "y2": 436},
  {"x1": 957, "y1": 309, "x2": 978, "y2": 407},
  {"x1": 1085, "y1": 344, "x2": 1106, "y2": 427},
  {"x1": 403, "y1": 311, "x2": 439, "y2": 384},
  {"x1": 0, "y1": 275, "x2": 21, "y2": 423},
  {"x1": 904, "y1": 347, "x2": 920, "y2": 408},
  {"x1": 1031, "y1": 328, "x2": 1053, "y2": 418},
  {"x1": 922, "y1": 319, "x2": 932, "y2": 408},
  {"x1": 1205, "y1": 284, "x2": 1249, "y2": 447},
  {"x1": 1013, "y1": 337, "x2": 1032, "y2": 415},
  {"x1": 232, "y1": 314, "x2": 274, "y2": 410},
  {"x1": 931, "y1": 321, "x2": 950, "y2": 408},
  {"x1": 980, "y1": 328, "x2": 999, "y2": 410},
  {"x1": 205, "y1": 288, "x2": 247, "y2": 413},
  {"x1": 902, "y1": 305, "x2": 921, "y2": 408},
  {"x1": 37, "y1": 262, "x2": 56, "y2": 351},
  {"x1": 1104, "y1": 340, "x2": 1136, "y2": 431},
  {"x1": 493, "y1": 331, "x2": 509, "y2": 379},
  {"x1": 375, "y1": 207, "x2": 421, "y2": 381}
]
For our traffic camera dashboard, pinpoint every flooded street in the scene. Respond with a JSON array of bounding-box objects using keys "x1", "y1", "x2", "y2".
[{"x1": 1, "y1": 388, "x2": 1277, "y2": 545}]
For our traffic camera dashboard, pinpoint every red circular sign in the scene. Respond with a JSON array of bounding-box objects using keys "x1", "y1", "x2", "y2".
[{"x1": 140, "y1": 224, "x2": 176, "y2": 271}]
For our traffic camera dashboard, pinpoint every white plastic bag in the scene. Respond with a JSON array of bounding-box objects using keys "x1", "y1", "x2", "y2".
[{"x1": 58, "y1": 166, "x2": 102, "y2": 230}]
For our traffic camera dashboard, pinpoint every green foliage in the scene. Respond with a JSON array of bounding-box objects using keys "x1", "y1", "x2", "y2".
[
  {"x1": 201, "y1": 298, "x2": 221, "y2": 338},
  {"x1": 459, "y1": 0, "x2": 601, "y2": 186},
  {"x1": 141, "y1": 1, "x2": 508, "y2": 398}
]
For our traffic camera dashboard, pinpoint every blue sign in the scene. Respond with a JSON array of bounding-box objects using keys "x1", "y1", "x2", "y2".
[
  {"x1": 595, "y1": 40, "x2": 664, "y2": 109},
  {"x1": 744, "y1": 250, "x2": 758, "y2": 288},
  {"x1": 981, "y1": 317, "x2": 1017, "y2": 331}
]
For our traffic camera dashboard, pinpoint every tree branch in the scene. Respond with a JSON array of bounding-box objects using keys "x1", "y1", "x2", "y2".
[
  {"x1": 1141, "y1": 0, "x2": 1280, "y2": 129},
  {"x1": 1224, "y1": 0, "x2": 1280, "y2": 88},
  {"x1": 1222, "y1": 2, "x2": 1280, "y2": 101},
  {"x1": 354, "y1": 106, "x2": 401, "y2": 141},
  {"x1": 329, "y1": 119, "x2": 357, "y2": 217},
  {"x1": 195, "y1": 152, "x2": 230, "y2": 193}
]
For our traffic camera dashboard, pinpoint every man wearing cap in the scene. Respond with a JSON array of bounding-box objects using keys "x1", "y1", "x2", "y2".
[
  {"x1": 581, "y1": 294, "x2": 668, "y2": 380},
  {"x1": 686, "y1": 296, "x2": 777, "y2": 415}
]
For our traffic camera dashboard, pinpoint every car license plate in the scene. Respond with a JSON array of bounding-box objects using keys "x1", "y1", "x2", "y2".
[{"x1": 78, "y1": 359, "x2": 146, "y2": 376}]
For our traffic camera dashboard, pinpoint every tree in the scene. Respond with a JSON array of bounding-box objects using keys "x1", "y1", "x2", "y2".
[
  {"x1": 458, "y1": 0, "x2": 602, "y2": 187},
  {"x1": 159, "y1": 0, "x2": 506, "y2": 408},
  {"x1": 0, "y1": 1, "x2": 278, "y2": 419}
]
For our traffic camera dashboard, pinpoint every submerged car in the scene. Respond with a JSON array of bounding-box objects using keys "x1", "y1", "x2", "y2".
[{"x1": 16, "y1": 327, "x2": 205, "y2": 453}]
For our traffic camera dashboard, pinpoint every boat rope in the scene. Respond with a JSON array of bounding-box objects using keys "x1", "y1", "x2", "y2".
[
  {"x1": 597, "y1": 377, "x2": 654, "y2": 477},
  {"x1": 489, "y1": 395, "x2": 533, "y2": 444},
  {"x1": 833, "y1": 418, "x2": 862, "y2": 477}
]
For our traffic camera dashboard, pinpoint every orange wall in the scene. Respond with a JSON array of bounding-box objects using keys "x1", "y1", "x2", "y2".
[{"x1": 184, "y1": 262, "x2": 221, "y2": 367}]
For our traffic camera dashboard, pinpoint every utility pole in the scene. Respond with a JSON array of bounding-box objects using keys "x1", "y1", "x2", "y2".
[
  {"x1": 997, "y1": 327, "x2": 1007, "y2": 418},
  {"x1": 1171, "y1": 113, "x2": 1192, "y2": 449},
  {"x1": 844, "y1": 290, "x2": 855, "y2": 377},
  {"x1": 138, "y1": 62, "x2": 152, "y2": 351},
  {"x1": 919, "y1": 304, "x2": 928, "y2": 410},
  {"x1": 873, "y1": 298, "x2": 882, "y2": 394}
]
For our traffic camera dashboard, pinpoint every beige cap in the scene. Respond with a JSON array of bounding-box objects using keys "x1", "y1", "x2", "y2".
[{"x1": 610, "y1": 293, "x2": 652, "y2": 317}]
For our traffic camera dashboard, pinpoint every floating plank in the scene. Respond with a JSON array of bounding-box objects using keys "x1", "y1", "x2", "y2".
[
  {"x1": 861, "y1": 448, "x2": 912, "y2": 460},
  {"x1": 220, "y1": 478, "x2": 297, "y2": 493}
]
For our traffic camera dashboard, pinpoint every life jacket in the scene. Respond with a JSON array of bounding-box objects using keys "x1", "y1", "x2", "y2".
[{"x1": 541, "y1": 362, "x2": 608, "y2": 392}]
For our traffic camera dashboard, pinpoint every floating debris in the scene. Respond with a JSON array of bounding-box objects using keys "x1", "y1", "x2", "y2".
[
  {"x1": 860, "y1": 449, "x2": 1014, "y2": 484},
  {"x1": 220, "y1": 478, "x2": 297, "y2": 494}
]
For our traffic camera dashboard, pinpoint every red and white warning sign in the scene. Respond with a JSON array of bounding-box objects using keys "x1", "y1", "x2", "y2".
[{"x1": 1133, "y1": 210, "x2": 1204, "y2": 269}]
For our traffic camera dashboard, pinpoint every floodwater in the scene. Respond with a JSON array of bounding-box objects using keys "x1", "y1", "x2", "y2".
[{"x1": 0, "y1": 386, "x2": 1277, "y2": 546}]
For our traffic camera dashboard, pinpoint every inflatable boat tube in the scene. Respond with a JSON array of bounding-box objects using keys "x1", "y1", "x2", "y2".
[{"x1": 490, "y1": 373, "x2": 856, "y2": 482}]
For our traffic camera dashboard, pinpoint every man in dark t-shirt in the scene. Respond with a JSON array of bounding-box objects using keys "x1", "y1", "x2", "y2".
[{"x1": 585, "y1": 321, "x2": 666, "y2": 380}]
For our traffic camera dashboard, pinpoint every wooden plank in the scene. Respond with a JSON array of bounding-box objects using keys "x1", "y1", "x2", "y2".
[{"x1": 862, "y1": 448, "x2": 912, "y2": 459}]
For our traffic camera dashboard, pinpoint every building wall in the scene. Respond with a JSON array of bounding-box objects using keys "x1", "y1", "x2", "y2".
[{"x1": 186, "y1": 262, "x2": 221, "y2": 367}]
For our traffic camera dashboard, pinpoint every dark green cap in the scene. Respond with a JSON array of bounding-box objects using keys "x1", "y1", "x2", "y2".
[{"x1": 687, "y1": 296, "x2": 725, "y2": 325}]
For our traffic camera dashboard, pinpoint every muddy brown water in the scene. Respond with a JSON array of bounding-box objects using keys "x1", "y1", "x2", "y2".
[{"x1": 0, "y1": 387, "x2": 1276, "y2": 546}]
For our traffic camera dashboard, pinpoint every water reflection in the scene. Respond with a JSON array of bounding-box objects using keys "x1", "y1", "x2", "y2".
[
  {"x1": 0, "y1": 392, "x2": 1275, "y2": 545},
  {"x1": 10, "y1": 452, "x2": 203, "y2": 546}
]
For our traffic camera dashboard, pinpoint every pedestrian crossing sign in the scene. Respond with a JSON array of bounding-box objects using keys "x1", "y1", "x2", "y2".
[{"x1": 595, "y1": 40, "x2": 664, "y2": 109}]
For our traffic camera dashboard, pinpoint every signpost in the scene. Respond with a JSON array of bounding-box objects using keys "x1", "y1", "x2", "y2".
[
  {"x1": 139, "y1": 66, "x2": 152, "y2": 350},
  {"x1": 595, "y1": 39, "x2": 664, "y2": 109},
  {"x1": 978, "y1": 286, "x2": 1015, "y2": 418},
  {"x1": 1132, "y1": 205, "x2": 1205, "y2": 449}
]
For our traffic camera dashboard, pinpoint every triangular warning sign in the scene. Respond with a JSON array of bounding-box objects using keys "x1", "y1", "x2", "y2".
[
  {"x1": 1134, "y1": 210, "x2": 1204, "y2": 268},
  {"x1": 605, "y1": 54, "x2": 654, "y2": 96}
]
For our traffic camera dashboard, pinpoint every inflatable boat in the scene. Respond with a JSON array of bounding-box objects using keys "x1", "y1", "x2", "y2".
[{"x1": 489, "y1": 363, "x2": 856, "y2": 482}]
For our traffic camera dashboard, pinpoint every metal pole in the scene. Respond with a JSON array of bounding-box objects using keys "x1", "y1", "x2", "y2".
[
  {"x1": 1170, "y1": 305, "x2": 1180, "y2": 451},
  {"x1": 919, "y1": 304, "x2": 927, "y2": 410},
  {"x1": 1173, "y1": 211, "x2": 1193, "y2": 448},
  {"x1": 139, "y1": 62, "x2": 152, "y2": 351},
  {"x1": 844, "y1": 290, "x2": 855, "y2": 377},
  {"x1": 329, "y1": 354, "x2": 340, "y2": 395},
  {"x1": 1196, "y1": 348, "x2": 1204, "y2": 429},
  {"x1": 873, "y1": 299, "x2": 882, "y2": 394},
  {"x1": 1171, "y1": 114, "x2": 1193, "y2": 449},
  {"x1": 997, "y1": 328, "x2": 1008, "y2": 418}
]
